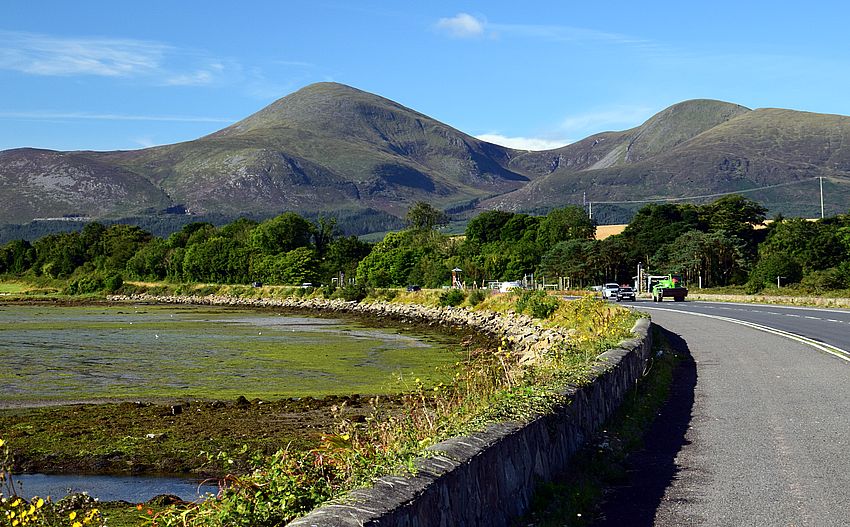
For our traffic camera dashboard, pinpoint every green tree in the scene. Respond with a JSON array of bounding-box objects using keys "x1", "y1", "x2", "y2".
[
  {"x1": 356, "y1": 231, "x2": 421, "y2": 287},
  {"x1": 405, "y1": 202, "x2": 448, "y2": 231},
  {"x1": 254, "y1": 247, "x2": 320, "y2": 284},
  {"x1": 125, "y1": 238, "x2": 170, "y2": 281},
  {"x1": 465, "y1": 210, "x2": 514, "y2": 244},
  {"x1": 537, "y1": 206, "x2": 595, "y2": 247},
  {"x1": 250, "y1": 212, "x2": 314, "y2": 255},
  {"x1": 0, "y1": 239, "x2": 35, "y2": 274},
  {"x1": 183, "y1": 237, "x2": 250, "y2": 283}
]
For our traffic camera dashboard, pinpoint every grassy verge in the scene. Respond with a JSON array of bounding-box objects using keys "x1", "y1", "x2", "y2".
[{"x1": 517, "y1": 326, "x2": 678, "y2": 526}]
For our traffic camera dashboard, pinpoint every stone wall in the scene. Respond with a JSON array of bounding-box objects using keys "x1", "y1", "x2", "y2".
[{"x1": 109, "y1": 294, "x2": 652, "y2": 526}]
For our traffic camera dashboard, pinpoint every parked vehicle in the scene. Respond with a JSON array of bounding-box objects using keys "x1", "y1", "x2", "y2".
[
  {"x1": 601, "y1": 283, "x2": 620, "y2": 299},
  {"x1": 406, "y1": 284, "x2": 421, "y2": 292},
  {"x1": 615, "y1": 286, "x2": 636, "y2": 301},
  {"x1": 650, "y1": 275, "x2": 688, "y2": 302}
]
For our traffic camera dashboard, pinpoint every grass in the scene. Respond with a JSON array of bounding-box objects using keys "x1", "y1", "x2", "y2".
[{"x1": 519, "y1": 326, "x2": 679, "y2": 526}]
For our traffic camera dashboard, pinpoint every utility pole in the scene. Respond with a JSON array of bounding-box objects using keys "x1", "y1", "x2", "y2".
[
  {"x1": 588, "y1": 201, "x2": 592, "y2": 220},
  {"x1": 820, "y1": 176, "x2": 825, "y2": 219}
]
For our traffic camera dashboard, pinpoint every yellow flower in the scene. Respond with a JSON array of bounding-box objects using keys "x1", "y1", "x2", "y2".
[
  {"x1": 69, "y1": 511, "x2": 77, "y2": 520},
  {"x1": 73, "y1": 522, "x2": 82, "y2": 527},
  {"x1": 35, "y1": 498, "x2": 44, "y2": 509},
  {"x1": 0, "y1": 438, "x2": 5, "y2": 447}
]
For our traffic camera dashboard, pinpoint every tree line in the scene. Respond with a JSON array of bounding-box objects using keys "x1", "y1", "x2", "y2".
[{"x1": 1, "y1": 195, "x2": 849, "y2": 294}]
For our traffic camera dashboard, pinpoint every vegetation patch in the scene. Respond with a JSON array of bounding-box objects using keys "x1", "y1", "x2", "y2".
[{"x1": 519, "y1": 326, "x2": 679, "y2": 526}]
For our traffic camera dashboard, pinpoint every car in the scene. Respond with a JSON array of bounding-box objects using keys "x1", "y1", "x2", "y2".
[
  {"x1": 601, "y1": 283, "x2": 620, "y2": 299},
  {"x1": 406, "y1": 284, "x2": 421, "y2": 292},
  {"x1": 615, "y1": 286, "x2": 636, "y2": 301}
]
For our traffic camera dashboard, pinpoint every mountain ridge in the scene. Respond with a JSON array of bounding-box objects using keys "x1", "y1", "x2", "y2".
[{"x1": 2, "y1": 83, "x2": 849, "y2": 229}]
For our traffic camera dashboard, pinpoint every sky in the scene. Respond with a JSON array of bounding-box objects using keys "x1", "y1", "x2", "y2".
[{"x1": 3, "y1": 1, "x2": 850, "y2": 152}]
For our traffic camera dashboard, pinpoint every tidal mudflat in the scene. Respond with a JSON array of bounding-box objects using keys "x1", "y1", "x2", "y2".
[
  {"x1": 0, "y1": 303, "x2": 459, "y2": 405},
  {"x1": 0, "y1": 303, "x2": 461, "y2": 476}
]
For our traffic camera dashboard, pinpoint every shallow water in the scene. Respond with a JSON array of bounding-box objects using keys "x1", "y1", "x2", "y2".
[
  {"x1": 9, "y1": 473, "x2": 216, "y2": 502},
  {"x1": 0, "y1": 304, "x2": 459, "y2": 405}
]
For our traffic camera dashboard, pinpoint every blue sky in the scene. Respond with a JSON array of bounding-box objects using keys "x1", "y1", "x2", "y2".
[{"x1": 3, "y1": 1, "x2": 850, "y2": 152}]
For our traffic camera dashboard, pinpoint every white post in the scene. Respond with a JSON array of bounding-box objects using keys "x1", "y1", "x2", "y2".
[{"x1": 820, "y1": 176, "x2": 825, "y2": 219}]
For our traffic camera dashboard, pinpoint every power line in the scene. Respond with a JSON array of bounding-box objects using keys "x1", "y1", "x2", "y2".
[{"x1": 588, "y1": 177, "x2": 825, "y2": 206}]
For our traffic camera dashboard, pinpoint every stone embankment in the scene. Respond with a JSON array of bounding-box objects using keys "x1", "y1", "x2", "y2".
[
  {"x1": 108, "y1": 294, "x2": 574, "y2": 364},
  {"x1": 108, "y1": 293, "x2": 652, "y2": 526}
]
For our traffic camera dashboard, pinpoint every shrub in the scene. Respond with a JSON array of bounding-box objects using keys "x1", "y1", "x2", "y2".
[
  {"x1": 514, "y1": 290, "x2": 560, "y2": 319},
  {"x1": 438, "y1": 288, "x2": 466, "y2": 307},
  {"x1": 467, "y1": 288, "x2": 488, "y2": 306},
  {"x1": 334, "y1": 282, "x2": 369, "y2": 302},
  {"x1": 800, "y1": 267, "x2": 849, "y2": 293},
  {"x1": 103, "y1": 273, "x2": 123, "y2": 293}
]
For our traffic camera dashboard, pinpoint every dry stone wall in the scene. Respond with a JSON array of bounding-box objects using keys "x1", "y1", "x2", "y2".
[{"x1": 108, "y1": 294, "x2": 652, "y2": 526}]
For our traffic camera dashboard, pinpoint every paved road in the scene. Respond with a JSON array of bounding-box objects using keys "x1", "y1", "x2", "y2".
[{"x1": 591, "y1": 301, "x2": 850, "y2": 526}]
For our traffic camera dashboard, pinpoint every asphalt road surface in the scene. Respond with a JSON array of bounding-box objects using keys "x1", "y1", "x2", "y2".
[{"x1": 590, "y1": 300, "x2": 850, "y2": 526}]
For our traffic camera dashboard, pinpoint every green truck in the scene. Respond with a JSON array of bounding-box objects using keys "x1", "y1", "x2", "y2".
[{"x1": 650, "y1": 275, "x2": 688, "y2": 302}]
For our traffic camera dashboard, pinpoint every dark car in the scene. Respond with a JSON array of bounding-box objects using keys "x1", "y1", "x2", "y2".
[
  {"x1": 406, "y1": 284, "x2": 421, "y2": 292},
  {"x1": 616, "y1": 286, "x2": 636, "y2": 301}
]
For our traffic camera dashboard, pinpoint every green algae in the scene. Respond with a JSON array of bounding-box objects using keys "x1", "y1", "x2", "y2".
[{"x1": 0, "y1": 304, "x2": 460, "y2": 404}]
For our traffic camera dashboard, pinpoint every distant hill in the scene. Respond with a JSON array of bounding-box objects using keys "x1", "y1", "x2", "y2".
[
  {"x1": 485, "y1": 100, "x2": 850, "y2": 220},
  {"x1": 1, "y1": 84, "x2": 849, "y2": 233}
]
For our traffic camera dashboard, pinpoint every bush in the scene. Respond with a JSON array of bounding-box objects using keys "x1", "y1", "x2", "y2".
[
  {"x1": 334, "y1": 282, "x2": 369, "y2": 302},
  {"x1": 746, "y1": 252, "x2": 802, "y2": 293},
  {"x1": 467, "y1": 288, "x2": 489, "y2": 306},
  {"x1": 439, "y1": 288, "x2": 466, "y2": 307},
  {"x1": 64, "y1": 273, "x2": 104, "y2": 295},
  {"x1": 514, "y1": 290, "x2": 560, "y2": 319},
  {"x1": 103, "y1": 272, "x2": 123, "y2": 293},
  {"x1": 320, "y1": 284, "x2": 337, "y2": 298},
  {"x1": 800, "y1": 267, "x2": 849, "y2": 293}
]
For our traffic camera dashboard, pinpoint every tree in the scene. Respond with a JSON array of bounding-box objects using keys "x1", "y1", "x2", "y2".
[
  {"x1": 250, "y1": 212, "x2": 314, "y2": 255},
  {"x1": 537, "y1": 206, "x2": 595, "y2": 247},
  {"x1": 254, "y1": 247, "x2": 319, "y2": 284},
  {"x1": 538, "y1": 239, "x2": 597, "y2": 286},
  {"x1": 0, "y1": 239, "x2": 35, "y2": 275},
  {"x1": 465, "y1": 210, "x2": 514, "y2": 244},
  {"x1": 356, "y1": 231, "x2": 422, "y2": 287},
  {"x1": 405, "y1": 202, "x2": 448, "y2": 231},
  {"x1": 183, "y1": 237, "x2": 250, "y2": 283}
]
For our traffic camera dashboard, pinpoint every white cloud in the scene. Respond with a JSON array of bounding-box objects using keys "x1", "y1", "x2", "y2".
[
  {"x1": 476, "y1": 134, "x2": 570, "y2": 151},
  {"x1": 435, "y1": 13, "x2": 486, "y2": 38},
  {"x1": 0, "y1": 31, "x2": 167, "y2": 77},
  {"x1": 133, "y1": 136, "x2": 160, "y2": 148},
  {"x1": 559, "y1": 106, "x2": 655, "y2": 135}
]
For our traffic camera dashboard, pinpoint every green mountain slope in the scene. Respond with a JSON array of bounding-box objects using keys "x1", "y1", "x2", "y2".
[
  {"x1": 486, "y1": 102, "x2": 850, "y2": 219},
  {"x1": 95, "y1": 82, "x2": 527, "y2": 218}
]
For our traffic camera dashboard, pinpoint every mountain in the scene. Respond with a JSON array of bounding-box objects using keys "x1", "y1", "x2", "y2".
[
  {"x1": 2, "y1": 85, "x2": 850, "y2": 232},
  {"x1": 485, "y1": 100, "x2": 850, "y2": 219},
  {"x1": 85, "y1": 83, "x2": 528, "y2": 220}
]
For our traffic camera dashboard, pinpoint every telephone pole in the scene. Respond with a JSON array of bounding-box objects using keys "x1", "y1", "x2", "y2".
[{"x1": 820, "y1": 176, "x2": 825, "y2": 219}]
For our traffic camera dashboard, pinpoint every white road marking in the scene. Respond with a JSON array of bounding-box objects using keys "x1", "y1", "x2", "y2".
[{"x1": 641, "y1": 306, "x2": 850, "y2": 363}]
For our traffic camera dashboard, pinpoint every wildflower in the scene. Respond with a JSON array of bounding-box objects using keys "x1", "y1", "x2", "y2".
[
  {"x1": 35, "y1": 498, "x2": 44, "y2": 509},
  {"x1": 136, "y1": 504, "x2": 143, "y2": 511},
  {"x1": 0, "y1": 438, "x2": 5, "y2": 447},
  {"x1": 69, "y1": 511, "x2": 77, "y2": 520}
]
